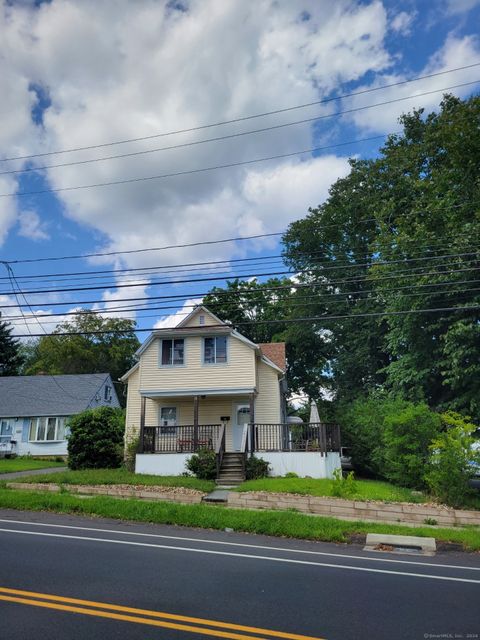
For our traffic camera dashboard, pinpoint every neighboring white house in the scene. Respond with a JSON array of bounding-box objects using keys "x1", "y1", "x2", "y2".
[
  {"x1": 121, "y1": 305, "x2": 341, "y2": 481},
  {"x1": 0, "y1": 373, "x2": 120, "y2": 457}
]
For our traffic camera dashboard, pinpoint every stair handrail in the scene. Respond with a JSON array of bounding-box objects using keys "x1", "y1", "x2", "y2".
[{"x1": 215, "y1": 424, "x2": 226, "y2": 479}]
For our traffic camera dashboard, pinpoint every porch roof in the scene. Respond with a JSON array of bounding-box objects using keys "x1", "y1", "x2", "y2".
[{"x1": 140, "y1": 387, "x2": 255, "y2": 398}]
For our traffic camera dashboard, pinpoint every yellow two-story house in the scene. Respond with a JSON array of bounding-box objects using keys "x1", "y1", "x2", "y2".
[{"x1": 121, "y1": 305, "x2": 341, "y2": 482}]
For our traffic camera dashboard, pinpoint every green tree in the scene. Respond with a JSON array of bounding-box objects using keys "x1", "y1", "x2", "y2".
[
  {"x1": 68, "y1": 406, "x2": 125, "y2": 470},
  {"x1": 0, "y1": 318, "x2": 24, "y2": 375},
  {"x1": 283, "y1": 94, "x2": 480, "y2": 416},
  {"x1": 23, "y1": 312, "x2": 140, "y2": 404},
  {"x1": 426, "y1": 412, "x2": 480, "y2": 507},
  {"x1": 203, "y1": 278, "x2": 332, "y2": 398},
  {"x1": 382, "y1": 403, "x2": 442, "y2": 489},
  {"x1": 203, "y1": 277, "x2": 291, "y2": 343}
]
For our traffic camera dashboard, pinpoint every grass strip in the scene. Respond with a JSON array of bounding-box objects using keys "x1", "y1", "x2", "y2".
[
  {"x1": 0, "y1": 488, "x2": 479, "y2": 551},
  {"x1": 236, "y1": 477, "x2": 425, "y2": 503},
  {"x1": 10, "y1": 468, "x2": 215, "y2": 493},
  {"x1": 0, "y1": 458, "x2": 65, "y2": 474}
]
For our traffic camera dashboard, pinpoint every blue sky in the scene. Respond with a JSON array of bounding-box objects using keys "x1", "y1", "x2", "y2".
[{"x1": 0, "y1": 0, "x2": 479, "y2": 338}]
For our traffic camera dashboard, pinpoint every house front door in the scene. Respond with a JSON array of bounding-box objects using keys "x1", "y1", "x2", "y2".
[{"x1": 233, "y1": 404, "x2": 250, "y2": 451}]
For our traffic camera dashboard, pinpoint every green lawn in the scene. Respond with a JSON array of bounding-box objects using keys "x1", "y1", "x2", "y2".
[
  {"x1": 236, "y1": 477, "x2": 426, "y2": 503},
  {"x1": 0, "y1": 457, "x2": 65, "y2": 474},
  {"x1": 0, "y1": 487, "x2": 479, "y2": 550},
  {"x1": 11, "y1": 467, "x2": 215, "y2": 493}
]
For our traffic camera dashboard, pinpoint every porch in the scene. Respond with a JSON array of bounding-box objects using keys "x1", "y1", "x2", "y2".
[{"x1": 136, "y1": 419, "x2": 342, "y2": 480}]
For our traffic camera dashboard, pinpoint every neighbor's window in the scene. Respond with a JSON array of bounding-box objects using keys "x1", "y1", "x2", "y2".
[
  {"x1": 0, "y1": 420, "x2": 13, "y2": 442},
  {"x1": 104, "y1": 385, "x2": 112, "y2": 401},
  {"x1": 204, "y1": 336, "x2": 227, "y2": 364},
  {"x1": 29, "y1": 417, "x2": 67, "y2": 442},
  {"x1": 161, "y1": 338, "x2": 184, "y2": 366}
]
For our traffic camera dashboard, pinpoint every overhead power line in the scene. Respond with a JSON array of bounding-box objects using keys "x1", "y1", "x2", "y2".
[
  {"x1": 8, "y1": 305, "x2": 480, "y2": 338},
  {"x1": 3, "y1": 62, "x2": 479, "y2": 164},
  {"x1": 6, "y1": 285, "x2": 480, "y2": 328},
  {"x1": 3, "y1": 198, "x2": 477, "y2": 266},
  {"x1": 1, "y1": 249, "x2": 477, "y2": 297},
  {"x1": 2, "y1": 264, "x2": 479, "y2": 310},
  {"x1": 0, "y1": 80, "x2": 480, "y2": 198},
  {"x1": 1, "y1": 80, "x2": 478, "y2": 201}
]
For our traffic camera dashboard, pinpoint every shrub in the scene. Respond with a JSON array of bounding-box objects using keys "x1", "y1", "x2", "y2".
[
  {"x1": 331, "y1": 469, "x2": 357, "y2": 498},
  {"x1": 67, "y1": 407, "x2": 125, "y2": 470},
  {"x1": 382, "y1": 403, "x2": 442, "y2": 489},
  {"x1": 186, "y1": 449, "x2": 217, "y2": 480},
  {"x1": 284, "y1": 471, "x2": 299, "y2": 478},
  {"x1": 245, "y1": 455, "x2": 270, "y2": 480},
  {"x1": 425, "y1": 412, "x2": 480, "y2": 507},
  {"x1": 124, "y1": 436, "x2": 139, "y2": 473},
  {"x1": 337, "y1": 395, "x2": 410, "y2": 477}
]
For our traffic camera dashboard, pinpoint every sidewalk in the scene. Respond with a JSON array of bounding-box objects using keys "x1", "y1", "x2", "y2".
[{"x1": 0, "y1": 467, "x2": 68, "y2": 481}]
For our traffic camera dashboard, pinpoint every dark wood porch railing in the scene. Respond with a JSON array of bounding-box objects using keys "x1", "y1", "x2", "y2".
[
  {"x1": 215, "y1": 424, "x2": 226, "y2": 478},
  {"x1": 253, "y1": 422, "x2": 341, "y2": 455},
  {"x1": 142, "y1": 424, "x2": 222, "y2": 454},
  {"x1": 141, "y1": 422, "x2": 341, "y2": 455}
]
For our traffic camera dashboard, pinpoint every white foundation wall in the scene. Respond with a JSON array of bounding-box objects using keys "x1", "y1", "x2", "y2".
[
  {"x1": 135, "y1": 453, "x2": 191, "y2": 476},
  {"x1": 17, "y1": 441, "x2": 68, "y2": 457},
  {"x1": 261, "y1": 451, "x2": 341, "y2": 479}
]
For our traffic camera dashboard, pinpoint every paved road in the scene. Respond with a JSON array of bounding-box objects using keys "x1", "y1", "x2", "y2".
[
  {"x1": 0, "y1": 509, "x2": 478, "y2": 640},
  {"x1": 0, "y1": 466, "x2": 68, "y2": 480}
]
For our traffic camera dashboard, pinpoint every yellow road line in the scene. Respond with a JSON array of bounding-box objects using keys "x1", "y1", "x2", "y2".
[{"x1": 0, "y1": 587, "x2": 325, "y2": 640}]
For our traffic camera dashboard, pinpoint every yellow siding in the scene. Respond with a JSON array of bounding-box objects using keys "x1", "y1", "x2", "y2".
[
  {"x1": 140, "y1": 335, "x2": 256, "y2": 391},
  {"x1": 182, "y1": 308, "x2": 221, "y2": 327},
  {"x1": 125, "y1": 366, "x2": 141, "y2": 445},
  {"x1": 255, "y1": 360, "x2": 281, "y2": 423},
  {"x1": 255, "y1": 360, "x2": 282, "y2": 450}
]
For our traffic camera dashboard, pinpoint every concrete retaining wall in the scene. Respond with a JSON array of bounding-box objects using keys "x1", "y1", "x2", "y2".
[
  {"x1": 227, "y1": 491, "x2": 480, "y2": 527},
  {"x1": 135, "y1": 453, "x2": 191, "y2": 476},
  {"x1": 7, "y1": 482, "x2": 205, "y2": 504},
  {"x1": 261, "y1": 452, "x2": 341, "y2": 479}
]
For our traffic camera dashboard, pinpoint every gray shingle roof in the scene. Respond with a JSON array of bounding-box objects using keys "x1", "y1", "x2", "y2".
[{"x1": 0, "y1": 374, "x2": 117, "y2": 417}]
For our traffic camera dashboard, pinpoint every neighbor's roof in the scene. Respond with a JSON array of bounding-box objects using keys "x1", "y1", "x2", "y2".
[
  {"x1": 258, "y1": 343, "x2": 286, "y2": 372},
  {"x1": 0, "y1": 374, "x2": 113, "y2": 418}
]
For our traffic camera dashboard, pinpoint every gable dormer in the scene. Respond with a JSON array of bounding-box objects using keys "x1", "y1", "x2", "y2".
[{"x1": 177, "y1": 305, "x2": 227, "y2": 329}]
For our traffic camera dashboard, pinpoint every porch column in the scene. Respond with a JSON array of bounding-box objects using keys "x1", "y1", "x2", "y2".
[
  {"x1": 249, "y1": 392, "x2": 255, "y2": 454},
  {"x1": 138, "y1": 395, "x2": 146, "y2": 453},
  {"x1": 193, "y1": 395, "x2": 199, "y2": 451}
]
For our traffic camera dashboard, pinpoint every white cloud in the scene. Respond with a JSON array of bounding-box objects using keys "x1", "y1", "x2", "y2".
[
  {"x1": 0, "y1": 0, "x2": 394, "y2": 266},
  {"x1": 17, "y1": 210, "x2": 50, "y2": 241},
  {"x1": 444, "y1": 0, "x2": 480, "y2": 15},
  {"x1": 390, "y1": 11, "x2": 415, "y2": 35},
  {"x1": 154, "y1": 298, "x2": 203, "y2": 328},
  {"x1": 345, "y1": 34, "x2": 480, "y2": 134}
]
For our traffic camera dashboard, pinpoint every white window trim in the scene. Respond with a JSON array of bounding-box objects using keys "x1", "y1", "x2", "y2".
[
  {"x1": 158, "y1": 406, "x2": 178, "y2": 434},
  {"x1": 159, "y1": 338, "x2": 186, "y2": 367},
  {"x1": 28, "y1": 417, "x2": 68, "y2": 443},
  {"x1": 202, "y1": 336, "x2": 228, "y2": 366}
]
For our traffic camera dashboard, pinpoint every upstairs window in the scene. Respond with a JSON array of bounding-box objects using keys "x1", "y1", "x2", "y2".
[
  {"x1": 161, "y1": 338, "x2": 185, "y2": 366},
  {"x1": 104, "y1": 385, "x2": 112, "y2": 401},
  {"x1": 204, "y1": 336, "x2": 227, "y2": 364}
]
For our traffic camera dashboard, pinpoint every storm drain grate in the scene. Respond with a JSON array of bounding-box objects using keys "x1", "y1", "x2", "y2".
[{"x1": 364, "y1": 533, "x2": 436, "y2": 556}]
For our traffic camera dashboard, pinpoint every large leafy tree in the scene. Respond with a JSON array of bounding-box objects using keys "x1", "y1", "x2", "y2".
[
  {"x1": 203, "y1": 278, "x2": 333, "y2": 398},
  {"x1": 203, "y1": 278, "x2": 291, "y2": 343},
  {"x1": 23, "y1": 312, "x2": 140, "y2": 404},
  {"x1": 0, "y1": 318, "x2": 24, "y2": 375},
  {"x1": 283, "y1": 94, "x2": 480, "y2": 417}
]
